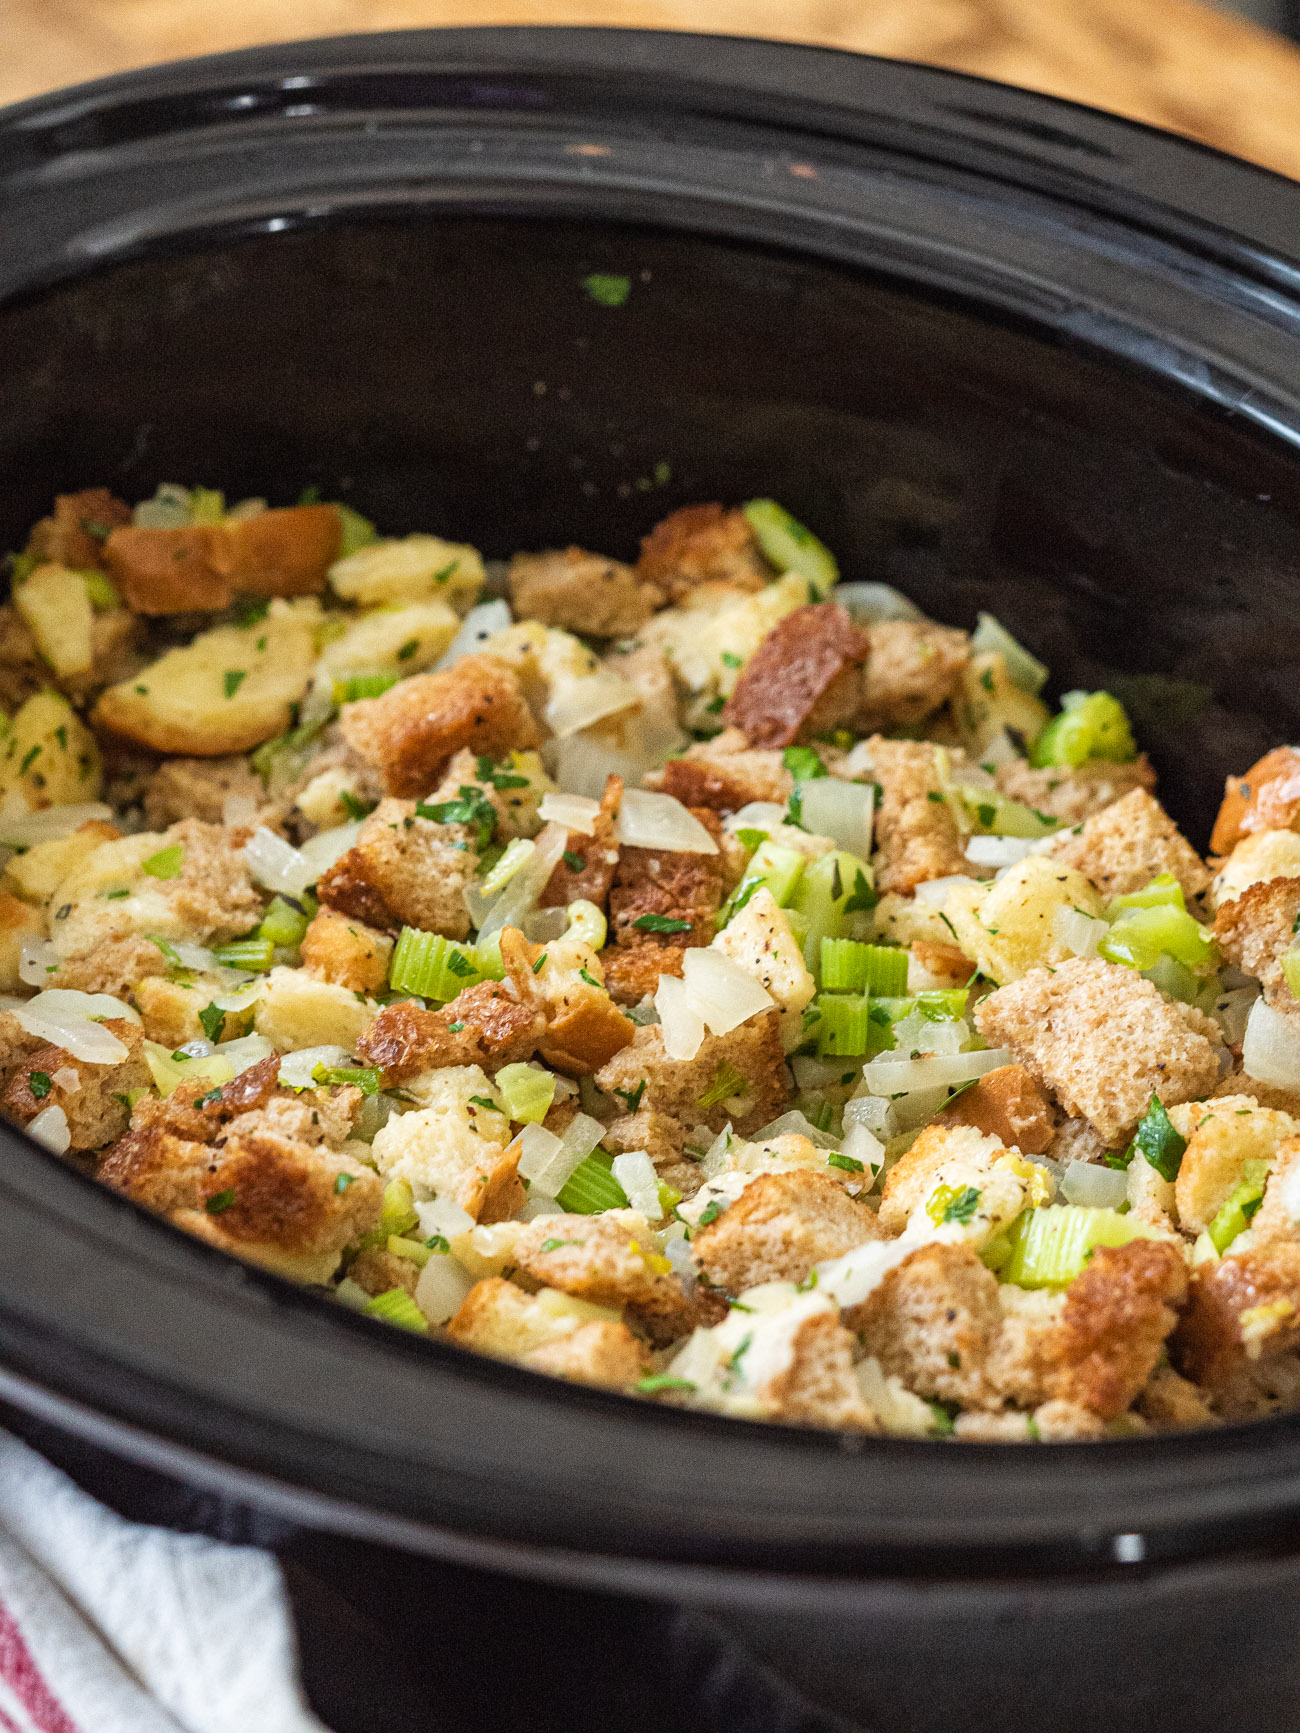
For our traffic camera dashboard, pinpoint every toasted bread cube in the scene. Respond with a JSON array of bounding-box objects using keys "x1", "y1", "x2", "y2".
[
  {"x1": 447, "y1": 1276, "x2": 644, "y2": 1391},
  {"x1": 316, "y1": 798, "x2": 478, "y2": 937},
  {"x1": 712, "y1": 887, "x2": 816, "y2": 1051},
  {"x1": 594, "y1": 1013, "x2": 790, "y2": 1137},
  {"x1": 300, "y1": 907, "x2": 395, "y2": 995},
  {"x1": 994, "y1": 755, "x2": 1156, "y2": 827},
  {"x1": 523, "y1": 1320, "x2": 651, "y2": 1387},
  {"x1": 942, "y1": 856, "x2": 1104, "y2": 986},
  {"x1": 857, "y1": 620, "x2": 971, "y2": 733},
  {"x1": 692, "y1": 1170, "x2": 882, "y2": 1293},
  {"x1": 1046, "y1": 788, "x2": 1210, "y2": 902},
  {"x1": 854, "y1": 1240, "x2": 1003, "y2": 1405},
  {"x1": 142, "y1": 756, "x2": 271, "y2": 829},
  {"x1": 339, "y1": 654, "x2": 539, "y2": 798},
  {"x1": 722, "y1": 602, "x2": 868, "y2": 748},
  {"x1": 134, "y1": 972, "x2": 252, "y2": 1049},
  {"x1": 1210, "y1": 830, "x2": 1300, "y2": 914},
  {"x1": 509, "y1": 546, "x2": 659, "y2": 638},
  {"x1": 3, "y1": 1019, "x2": 150, "y2": 1151},
  {"x1": 1210, "y1": 746, "x2": 1300, "y2": 857},
  {"x1": 315, "y1": 599, "x2": 460, "y2": 686},
  {"x1": 3, "y1": 821, "x2": 121, "y2": 906},
  {"x1": 859, "y1": 736, "x2": 970, "y2": 895},
  {"x1": 651, "y1": 730, "x2": 792, "y2": 813},
  {"x1": 13, "y1": 563, "x2": 94, "y2": 677},
  {"x1": 1173, "y1": 1238, "x2": 1300, "y2": 1416},
  {"x1": 370, "y1": 1065, "x2": 521, "y2": 1220},
  {"x1": 252, "y1": 966, "x2": 376, "y2": 1053},
  {"x1": 1215, "y1": 875, "x2": 1300, "y2": 1019},
  {"x1": 357, "y1": 984, "x2": 544, "y2": 1083},
  {"x1": 934, "y1": 1063, "x2": 1056, "y2": 1155},
  {"x1": 636, "y1": 503, "x2": 768, "y2": 601},
  {"x1": 0, "y1": 890, "x2": 45, "y2": 992},
  {"x1": 877, "y1": 1122, "x2": 1018, "y2": 1236},
  {"x1": 947, "y1": 651, "x2": 1049, "y2": 760},
  {"x1": 1167, "y1": 1095, "x2": 1300, "y2": 1234},
  {"x1": 513, "y1": 1209, "x2": 697, "y2": 1345},
  {"x1": 104, "y1": 506, "x2": 341, "y2": 613},
  {"x1": 27, "y1": 487, "x2": 130, "y2": 572},
  {"x1": 329, "y1": 534, "x2": 484, "y2": 610},
  {"x1": 0, "y1": 690, "x2": 101, "y2": 810},
  {"x1": 975, "y1": 958, "x2": 1224, "y2": 1144}
]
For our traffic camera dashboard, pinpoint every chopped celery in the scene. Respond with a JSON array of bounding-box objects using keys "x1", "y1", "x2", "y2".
[
  {"x1": 782, "y1": 744, "x2": 828, "y2": 780},
  {"x1": 333, "y1": 672, "x2": 399, "y2": 704},
  {"x1": 361, "y1": 1287, "x2": 428, "y2": 1333},
  {"x1": 495, "y1": 1062, "x2": 557, "y2": 1125},
  {"x1": 657, "y1": 1180, "x2": 683, "y2": 1215},
  {"x1": 555, "y1": 1153, "x2": 628, "y2": 1214},
  {"x1": 213, "y1": 936, "x2": 276, "y2": 971},
  {"x1": 389, "y1": 927, "x2": 482, "y2": 1000},
  {"x1": 1098, "y1": 905, "x2": 1214, "y2": 973},
  {"x1": 1128, "y1": 1096, "x2": 1187, "y2": 1182},
  {"x1": 1108, "y1": 873, "x2": 1185, "y2": 916},
  {"x1": 963, "y1": 790, "x2": 1058, "y2": 839},
  {"x1": 144, "y1": 1041, "x2": 235, "y2": 1098},
  {"x1": 312, "y1": 1063, "x2": 381, "y2": 1095},
  {"x1": 189, "y1": 486, "x2": 225, "y2": 525},
  {"x1": 916, "y1": 988, "x2": 969, "y2": 1021},
  {"x1": 82, "y1": 570, "x2": 121, "y2": 611},
  {"x1": 1001, "y1": 1205, "x2": 1156, "y2": 1288},
  {"x1": 741, "y1": 498, "x2": 839, "y2": 599},
  {"x1": 258, "y1": 893, "x2": 315, "y2": 948},
  {"x1": 726, "y1": 840, "x2": 807, "y2": 922},
  {"x1": 1284, "y1": 950, "x2": 1300, "y2": 1000},
  {"x1": 388, "y1": 1234, "x2": 434, "y2": 1268},
  {"x1": 1142, "y1": 953, "x2": 1201, "y2": 1005},
  {"x1": 864, "y1": 995, "x2": 914, "y2": 1056},
  {"x1": 480, "y1": 836, "x2": 536, "y2": 898},
  {"x1": 970, "y1": 613, "x2": 1048, "y2": 696},
  {"x1": 1207, "y1": 1160, "x2": 1270, "y2": 1254},
  {"x1": 815, "y1": 993, "x2": 870, "y2": 1057},
  {"x1": 789, "y1": 849, "x2": 875, "y2": 974},
  {"x1": 1030, "y1": 691, "x2": 1136, "y2": 768},
  {"x1": 141, "y1": 844, "x2": 184, "y2": 879},
  {"x1": 820, "y1": 938, "x2": 908, "y2": 995},
  {"x1": 331, "y1": 503, "x2": 379, "y2": 558},
  {"x1": 378, "y1": 1176, "x2": 419, "y2": 1239}
]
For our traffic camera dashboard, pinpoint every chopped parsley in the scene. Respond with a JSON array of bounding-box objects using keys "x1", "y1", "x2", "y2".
[
  {"x1": 939, "y1": 1185, "x2": 981, "y2": 1225},
  {"x1": 697, "y1": 1060, "x2": 746, "y2": 1109},
  {"x1": 782, "y1": 744, "x2": 828, "y2": 780},
  {"x1": 223, "y1": 669, "x2": 247, "y2": 698},
  {"x1": 540, "y1": 1236, "x2": 584, "y2": 1253},
  {"x1": 531, "y1": 954, "x2": 548, "y2": 974},
  {"x1": 827, "y1": 1151, "x2": 865, "y2": 1174},
  {"x1": 198, "y1": 1004, "x2": 226, "y2": 1043},
  {"x1": 339, "y1": 791, "x2": 376, "y2": 821},
  {"x1": 468, "y1": 1095, "x2": 499, "y2": 1112},
  {"x1": 474, "y1": 755, "x2": 530, "y2": 790},
  {"x1": 19, "y1": 745, "x2": 41, "y2": 776},
  {"x1": 205, "y1": 1189, "x2": 235, "y2": 1215},
  {"x1": 633, "y1": 913, "x2": 692, "y2": 934},
  {"x1": 579, "y1": 967, "x2": 601, "y2": 987},
  {"x1": 721, "y1": 1332, "x2": 753, "y2": 1390},
  {"x1": 397, "y1": 638, "x2": 420, "y2": 660},
  {"x1": 28, "y1": 1071, "x2": 51, "y2": 1100},
  {"x1": 334, "y1": 1172, "x2": 356, "y2": 1194},
  {"x1": 141, "y1": 845, "x2": 184, "y2": 879},
  {"x1": 104, "y1": 888, "x2": 130, "y2": 900},
  {"x1": 1129, "y1": 1096, "x2": 1187, "y2": 1183},
  {"x1": 843, "y1": 867, "x2": 877, "y2": 914},
  {"x1": 697, "y1": 1198, "x2": 725, "y2": 1227},
  {"x1": 720, "y1": 651, "x2": 743, "y2": 669},
  {"x1": 562, "y1": 850, "x2": 585, "y2": 872},
  {"x1": 614, "y1": 1080, "x2": 646, "y2": 1114},
  {"x1": 232, "y1": 597, "x2": 270, "y2": 627},
  {"x1": 416, "y1": 785, "x2": 497, "y2": 848},
  {"x1": 195, "y1": 1086, "x2": 224, "y2": 1109},
  {"x1": 634, "y1": 1373, "x2": 697, "y2": 1395},
  {"x1": 425, "y1": 1234, "x2": 450, "y2": 1254}
]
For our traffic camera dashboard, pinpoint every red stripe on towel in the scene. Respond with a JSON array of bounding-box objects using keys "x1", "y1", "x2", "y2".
[{"x1": 0, "y1": 1599, "x2": 79, "y2": 1733}]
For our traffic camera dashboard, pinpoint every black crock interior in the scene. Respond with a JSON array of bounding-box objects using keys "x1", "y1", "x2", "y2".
[{"x1": 6, "y1": 27, "x2": 1300, "y2": 1597}]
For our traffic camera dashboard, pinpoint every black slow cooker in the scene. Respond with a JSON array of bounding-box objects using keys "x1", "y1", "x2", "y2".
[{"x1": 4, "y1": 28, "x2": 1300, "y2": 1731}]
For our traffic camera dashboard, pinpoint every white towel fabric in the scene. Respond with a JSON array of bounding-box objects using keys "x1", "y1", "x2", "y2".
[{"x1": 0, "y1": 1428, "x2": 330, "y2": 1733}]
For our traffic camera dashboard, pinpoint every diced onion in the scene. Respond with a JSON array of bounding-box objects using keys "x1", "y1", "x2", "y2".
[
  {"x1": 1061, "y1": 1159, "x2": 1129, "y2": 1210},
  {"x1": 213, "y1": 1033, "x2": 275, "y2": 1073},
  {"x1": 840, "y1": 1121, "x2": 886, "y2": 1178},
  {"x1": 545, "y1": 669, "x2": 640, "y2": 738},
  {"x1": 966, "y1": 835, "x2": 1036, "y2": 869},
  {"x1": 514, "y1": 1123, "x2": 564, "y2": 1184},
  {"x1": 415, "y1": 1253, "x2": 475, "y2": 1325},
  {"x1": 538, "y1": 791, "x2": 601, "y2": 836},
  {"x1": 298, "y1": 822, "x2": 363, "y2": 876},
  {"x1": 663, "y1": 1233, "x2": 698, "y2": 1288},
  {"x1": 515, "y1": 1112, "x2": 605, "y2": 1198},
  {"x1": 724, "y1": 802, "x2": 788, "y2": 837},
  {"x1": 843, "y1": 1095, "x2": 892, "y2": 1136},
  {"x1": 471, "y1": 824, "x2": 568, "y2": 942},
  {"x1": 416, "y1": 1198, "x2": 477, "y2": 1240},
  {"x1": 480, "y1": 837, "x2": 535, "y2": 897},
  {"x1": 971, "y1": 612, "x2": 1049, "y2": 696},
  {"x1": 523, "y1": 907, "x2": 569, "y2": 943},
  {"x1": 13, "y1": 989, "x2": 137, "y2": 1063},
  {"x1": 790, "y1": 1055, "x2": 847, "y2": 1093},
  {"x1": 51, "y1": 1066, "x2": 81, "y2": 1094},
  {"x1": 654, "y1": 973, "x2": 706, "y2": 1061},
  {"x1": 27, "y1": 1104, "x2": 70, "y2": 1155},
  {"x1": 244, "y1": 826, "x2": 317, "y2": 896},
  {"x1": 18, "y1": 938, "x2": 60, "y2": 987},
  {"x1": 611, "y1": 1150, "x2": 662, "y2": 1218},
  {"x1": 278, "y1": 1045, "x2": 355, "y2": 1089},
  {"x1": 1052, "y1": 904, "x2": 1109, "y2": 959},
  {"x1": 914, "y1": 874, "x2": 981, "y2": 907},
  {"x1": 222, "y1": 793, "x2": 260, "y2": 828},
  {"x1": 793, "y1": 778, "x2": 874, "y2": 856},
  {"x1": 212, "y1": 979, "x2": 263, "y2": 1015},
  {"x1": 616, "y1": 789, "x2": 719, "y2": 856},
  {"x1": 1243, "y1": 997, "x2": 1300, "y2": 1090},
  {"x1": 1214, "y1": 983, "x2": 1260, "y2": 1046},
  {"x1": 433, "y1": 599, "x2": 513, "y2": 673},
  {"x1": 751, "y1": 1108, "x2": 842, "y2": 1151},
  {"x1": 682, "y1": 948, "x2": 774, "y2": 1035},
  {"x1": 858, "y1": 1046, "x2": 1015, "y2": 1096},
  {"x1": 833, "y1": 582, "x2": 925, "y2": 625},
  {"x1": 0, "y1": 803, "x2": 113, "y2": 848}
]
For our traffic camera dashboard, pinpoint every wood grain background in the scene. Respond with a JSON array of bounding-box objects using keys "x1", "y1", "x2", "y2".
[{"x1": 7, "y1": 0, "x2": 1300, "y2": 179}]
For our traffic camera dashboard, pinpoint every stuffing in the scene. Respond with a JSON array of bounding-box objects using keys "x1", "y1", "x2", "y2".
[
  {"x1": 508, "y1": 546, "x2": 659, "y2": 638},
  {"x1": 667, "y1": 1288, "x2": 877, "y2": 1430},
  {"x1": 315, "y1": 797, "x2": 479, "y2": 938},
  {"x1": 26, "y1": 487, "x2": 131, "y2": 572},
  {"x1": 594, "y1": 1014, "x2": 791, "y2": 1137},
  {"x1": 947, "y1": 652, "x2": 1050, "y2": 760},
  {"x1": 1046, "y1": 1117, "x2": 1110, "y2": 1167},
  {"x1": 601, "y1": 1109, "x2": 702, "y2": 1199},
  {"x1": 252, "y1": 967, "x2": 375, "y2": 1054},
  {"x1": 607, "y1": 806, "x2": 728, "y2": 953},
  {"x1": 711, "y1": 887, "x2": 816, "y2": 1051},
  {"x1": 871, "y1": 891, "x2": 958, "y2": 949},
  {"x1": 649, "y1": 730, "x2": 792, "y2": 814},
  {"x1": 1172, "y1": 1239, "x2": 1300, "y2": 1417},
  {"x1": 1039, "y1": 1239, "x2": 1188, "y2": 1420},
  {"x1": 512, "y1": 1210, "x2": 698, "y2": 1346},
  {"x1": 539, "y1": 773, "x2": 622, "y2": 910},
  {"x1": 2, "y1": 1019, "x2": 151, "y2": 1152},
  {"x1": 0, "y1": 1011, "x2": 45, "y2": 1095},
  {"x1": 300, "y1": 907, "x2": 395, "y2": 995},
  {"x1": 0, "y1": 891, "x2": 46, "y2": 993},
  {"x1": 430, "y1": 746, "x2": 552, "y2": 844},
  {"x1": 853, "y1": 1241, "x2": 1003, "y2": 1406},
  {"x1": 974, "y1": 958, "x2": 1225, "y2": 1145},
  {"x1": 599, "y1": 944, "x2": 682, "y2": 1007},
  {"x1": 635, "y1": 503, "x2": 769, "y2": 601},
  {"x1": 1210, "y1": 746, "x2": 1300, "y2": 856},
  {"x1": 942, "y1": 856, "x2": 1105, "y2": 985},
  {"x1": 347, "y1": 1246, "x2": 420, "y2": 1298},
  {"x1": 934, "y1": 1063, "x2": 1057, "y2": 1155},
  {"x1": 856, "y1": 620, "x2": 971, "y2": 733},
  {"x1": 103, "y1": 505, "x2": 342, "y2": 613},
  {"x1": 1214, "y1": 876, "x2": 1300, "y2": 1020},
  {"x1": 639, "y1": 574, "x2": 810, "y2": 714},
  {"x1": 860, "y1": 736, "x2": 970, "y2": 894},
  {"x1": 1166, "y1": 1095, "x2": 1300, "y2": 1234},
  {"x1": 447, "y1": 1277, "x2": 650, "y2": 1387},
  {"x1": 1236, "y1": 1132, "x2": 1300, "y2": 1245},
  {"x1": 369, "y1": 1064, "x2": 521, "y2": 1220},
  {"x1": 339, "y1": 654, "x2": 540, "y2": 798},
  {"x1": 357, "y1": 980, "x2": 544, "y2": 1083},
  {"x1": 721, "y1": 603, "x2": 868, "y2": 748},
  {"x1": 222, "y1": 1087, "x2": 363, "y2": 1149},
  {"x1": 1136, "y1": 1364, "x2": 1218, "y2": 1430},
  {"x1": 1126, "y1": 1150, "x2": 1178, "y2": 1233},
  {"x1": 1209, "y1": 829, "x2": 1300, "y2": 914},
  {"x1": 876, "y1": 1122, "x2": 1039, "y2": 1239},
  {"x1": 3, "y1": 821, "x2": 121, "y2": 908},
  {"x1": 520, "y1": 934, "x2": 635, "y2": 1075},
  {"x1": 0, "y1": 689, "x2": 102, "y2": 811},
  {"x1": 677, "y1": 1132, "x2": 866, "y2": 1233},
  {"x1": 993, "y1": 755, "x2": 1157, "y2": 827},
  {"x1": 142, "y1": 756, "x2": 272, "y2": 830},
  {"x1": 98, "y1": 1121, "x2": 215, "y2": 1215},
  {"x1": 47, "y1": 820, "x2": 263, "y2": 993},
  {"x1": 691, "y1": 1170, "x2": 882, "y2": 1293},
  {"x1": 908, "y1": 939, "x2": 977, "y2": 990},
  {"x1": 1045, "y1": 788, "x2": 1211, "y2": 903}
]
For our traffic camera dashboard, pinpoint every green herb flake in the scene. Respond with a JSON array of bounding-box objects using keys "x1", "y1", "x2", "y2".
[
  {"x1": 28, "y1": 1071, "x2": 52, "y2": 1100},
  {"x1": 141, "y1": 845, "x2": 184, "y2": 879},
  {"x1": 104, "y1": 888, "x2": 130, "y2": 900},
  {"x1": 339, "y1": 790, "x2": 375, "y2": 822},
  {"x1": 697, "y1": 1198, "x2": 724, "y2": 1227},
  {"x1": 634, "y1": 913, "x2": 693, "y2": 934},
  {"x1": 782, "y1": 744, "x2": 828, "y2": 780},
  {"x1": 634, "y1": 1373, "x2": 697, "y2": 1395},
  {"x1": 198, "y1": 1004, "x2": 226, "y2": 1044},
  {"x1": 468, "y1": 1095, "x2": 500, "y2": 1112},
  {"x1": 1131, "y1": 1096, "x2": 1187, "y2": 1183},
  {"x1": 233, "y1": 597, "x2": 270, "y2": 627},
  {"x1": 397, "y1": 638, "x2": 420, "y2": 661},
  {"x1": 334, "y1": 1172, "x2": 355, "y2": 1194},
  {"x1": 579, "y1": 967, "x2": 601, "y2": 987},
  {"x1": 720, "y1": 651, "x2": 743, "y2": 670},
  {"x1": 18, "y1": 745, "x2": 41, "y2": 776},
  {"x1": 205, "y1": 1188, "x2": 235, "y2": 1215},
  {"x1": 531, "y1": 954, "x2": 548, "y2": 974},
  {"x1": 562, "y1": 850, "x2": 585, "y2": 872},
  {"x1": 583, "y1": 272, "x2": 632, "y2": 307},
  {"x1": 223, "y1": 669, "x2": 247, "y2": 698},
  {"x1": 614, "y1": 1080, "x2": 646, "y2": 1114},
  {"x1": 827, "y1": 1151, "x2": 865, "y2": 1174},
  {"x1": 415, "y1": 785, "x2": 497, "y2": 848},
  {"x1": 425, "y1": 1234, "x2": 450, "y2": 1254}
]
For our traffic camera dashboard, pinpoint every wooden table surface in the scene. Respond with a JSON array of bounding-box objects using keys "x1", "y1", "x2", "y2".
[{"x1": 7, "y1": 0, "x2": 1300, "y2": 181}]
